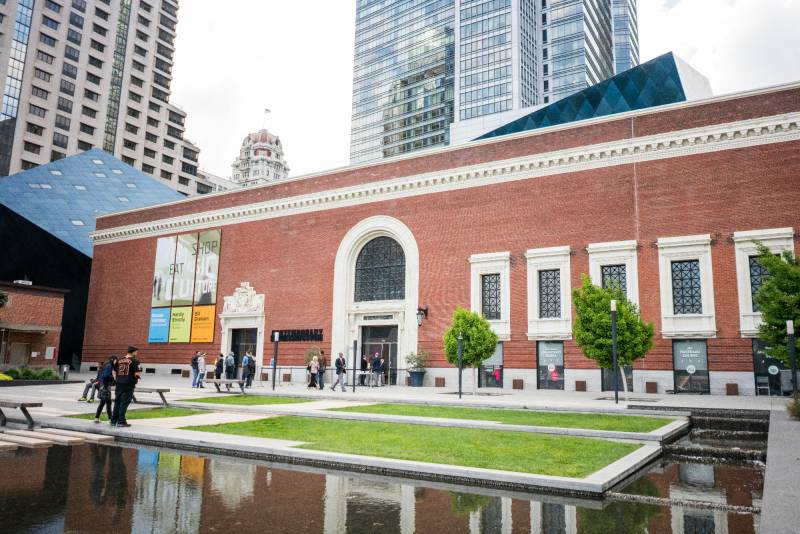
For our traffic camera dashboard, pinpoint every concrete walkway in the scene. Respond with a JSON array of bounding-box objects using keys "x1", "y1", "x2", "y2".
[{"x1": 760, "y1": 405, "x2": 800, "y2": 534}]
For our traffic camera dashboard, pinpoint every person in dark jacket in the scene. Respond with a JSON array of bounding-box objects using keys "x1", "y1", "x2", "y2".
[
  {"x1": 317, "y1": 350, "x2": 326, "y2": 390},
  {"x1": 214, "y1": 353, "x2": 224, "y2": 379},
  {"x1": 94, "y1": 356, "x2": 117, "y2": 423},
  {"x1": 360, "y1": 355, "x2": 368, "y2": 386},
  {"x1": 371, "y1": 353, "x2": 381, "y2": 387},
  {"x1": 79, "y1": 365, "x2": 103, "y2": 402},
  {"x1": 331, "y1": 352, "x2": 347, "y2": 392},
  {"x1": 110, "y1": 347, "x2": 141, "y2": 427}
]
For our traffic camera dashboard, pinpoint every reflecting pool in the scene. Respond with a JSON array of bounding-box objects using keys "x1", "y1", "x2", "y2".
[{"x1": 0, "y1": 444, "x2": 762, "y2": 533}]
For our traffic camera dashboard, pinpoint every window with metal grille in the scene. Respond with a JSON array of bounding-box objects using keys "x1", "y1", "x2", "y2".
[
  {"x1": 481, "y1": 273, "x2": 501, "y2": 320},
  {"x1": 538, "y1": 269, "x2": 561, "y2": 318},
  {"x1": 671, "y1": 260, "x2": 702, "y2": 314},
  {"x1": 749, "y1": 256, "x2": 771, "y2": 312},
  {"x1": 601, "y1": 264, "x2": 627, "y2": 295},
  {"x1": 354, "y1": 236, "x2": 405, "y2": 302}
]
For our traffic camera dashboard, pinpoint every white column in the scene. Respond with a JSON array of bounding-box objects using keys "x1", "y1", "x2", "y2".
[
  {"x1": 400, "y1": 484, "x2": 416, "y2": 534},
  {"x1": 323, "y1": 475, "x2": 348, "y2": 534}
]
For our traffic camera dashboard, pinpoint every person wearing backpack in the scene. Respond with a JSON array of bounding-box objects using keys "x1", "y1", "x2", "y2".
[
  {"x1": 93, "y1": 355, "x2": 117, "y2": 423},
  {"x1": 190, "y1": 351, "x2": 200, "y2": 388},
  {"x1": 196, "y1": 352, "x2": 206, "y2": 389},
  {"x1": 241, "y1": 352, "x2": 252, "y2": 387},
  {"x1": 246, "y1": 351, "x2": 256, "y2": 388},
  {"x1": 225, "y1": 352, "x2": 236, "y2": 379}
]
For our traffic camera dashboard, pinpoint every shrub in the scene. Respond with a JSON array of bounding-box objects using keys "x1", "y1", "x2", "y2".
[
  {"x1": 1, "y1": 367, "x2": 61, "y2": 380},
  {"x1": 443, "y1": 307, "x2": 499, "y2": 395},
  {"x1": 5, "y1": 369, "x2": 20, "y2": 379},
  {"x1": 35, "y1": 368, "x2": 59, "y2": 380},
  {"x1": 305, "y1": 346, "x2": 322, "y2": 365},
  {"x1": 405, "y1": 350, "x2": 430, "y2": 371}
]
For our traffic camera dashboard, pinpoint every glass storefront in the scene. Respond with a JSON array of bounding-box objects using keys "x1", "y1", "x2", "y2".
[
  {"x1": 537, "y1": 341, "x2": 564, "y2": 390},
  {"x1": 361, "y1": 325, "x2": 398, "y2": 385},
  {"x1": 672, "y1": 340, "x2": 710, "y2": 394},
  {"x1": 752, "y1": 339, "x2": 786, "y2": 396},
  {"x1": 479, "y1": 343, "x2": 503, "y2": 388}
]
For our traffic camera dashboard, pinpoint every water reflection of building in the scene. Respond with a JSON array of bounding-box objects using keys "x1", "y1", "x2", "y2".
[
  {"x1": 209, "y1": 458, "x2": 256, "y2": 511},
  {"x1": 324, "y1": 475, "x2": 416, "y2": 533}
]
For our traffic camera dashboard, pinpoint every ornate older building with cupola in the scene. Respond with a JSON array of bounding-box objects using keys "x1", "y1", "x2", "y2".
[{"x1": 230, "y1": 129, "x2": 290, "y2": 187}]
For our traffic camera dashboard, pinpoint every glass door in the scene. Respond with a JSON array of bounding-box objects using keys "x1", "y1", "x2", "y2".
[
  {"x1": 752, "y1": 339, "x2": 785, "y2": 396},
  {"x1": 231, "y1": 328, "x2": 257, "y2": 377},
  {"x1": 537, "y1": 341, "x2": 564, "y2": 390},
  {"x1": 479, "y1": 343, "x2": 503, "y2": 388},
  {"x1": 361, "y1": 325, "x2": 398, "y2": 385}
]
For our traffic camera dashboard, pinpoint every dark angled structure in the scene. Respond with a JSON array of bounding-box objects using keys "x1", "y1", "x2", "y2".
[
  {"x1": 477, "y1": 52, "x2": 712, "y2": 141},
  {"x1": 0, "y1": 149, "x2": 182, "y2": 366}
]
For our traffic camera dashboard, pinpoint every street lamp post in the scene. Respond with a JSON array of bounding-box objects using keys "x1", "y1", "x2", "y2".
[
  {"x1": 271, "y1": 331, "x2": 279, "y2": 391},
  {"x1": 611, "y1": 299, "x2": 619, "y2": 405},
  {"x1": 457, "y1": 332, "x2": 463, "y2": 400},
  {"x1": 788, "y1": 320, "x2": 797, "y2": 397},
  {"x1": 352, "y1": 339, "x2": 358, "y2": 393}
]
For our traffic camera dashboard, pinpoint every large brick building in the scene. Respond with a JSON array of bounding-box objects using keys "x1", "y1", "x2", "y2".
[
  {"x1": 84, "y1": 82, "x2": 800, "y2": 396},
  {"x1": 0, "y1": 281, "x2": 66, "y2": 368}
]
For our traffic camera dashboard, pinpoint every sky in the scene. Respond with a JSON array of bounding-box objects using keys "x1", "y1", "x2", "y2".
[{"x1": 170, "y1": 0, "x2": 800, "y2": 179}]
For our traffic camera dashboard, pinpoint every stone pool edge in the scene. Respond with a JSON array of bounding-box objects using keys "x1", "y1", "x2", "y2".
[{"x1": 31, "y1": 414, "x2": 661, "y2": 497}]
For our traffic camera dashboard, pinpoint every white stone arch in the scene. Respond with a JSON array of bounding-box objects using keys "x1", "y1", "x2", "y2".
[{"x1": 331, "y1": 216, "x2": 420, "y2": 365}]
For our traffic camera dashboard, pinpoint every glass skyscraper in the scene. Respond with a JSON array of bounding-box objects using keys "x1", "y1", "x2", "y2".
[
  {"x1": 350, "y1": 0, "x2": 455, "y2": 164},
  {"x1": 350, "y1": 0, "x2": 638, "y2": 162}
]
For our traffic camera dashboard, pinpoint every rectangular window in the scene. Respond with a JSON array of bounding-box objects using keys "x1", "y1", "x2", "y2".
[
  {"x1": 71, "y1": 0, "x2": 86, "y2": 12},
  {"x1": 145, "y1": 132, "x2": 158, "y2": 142},
  {"x1": 136, "y1": 29, "x2": 149, "y2": 41},
  {"x1": 86, "y1": 72, "x2": 101, "y2": 85},
  {"x1": 127, "y1": 107, "x2": 140, "y2": 118},
  {"x1": 178, "y1": 176, "x2": 190, "y2": 186},
  {"x1": 537, "y1": 341, "x2": 564, "y2": 390},
  {"x1": 52, "y1": 131, "x2": 69, "y2": 148},
  {"x1": 141, "y1": 1, "x2": 152, "y2": 12},
  {"x1": 143, "y1": 147, "x2": 156, "y2": 158},
  {"x1": 69, "y1": 11, "x2": 84, "y2": 28},
  {"x1": 161, "y1": 170, "x2": 172, "y2": 179},
  {"x1": 51, "y1": 150, "x2": 66, "y2": 161},
  {"x1": 601, "y1": 264, "x2": 627, "y2": 294},
  {"x1": 147, "y1": 116, "x2": 159, "y2": 127},
  {"x1": 23, "y1": 141, "x2": 41, "y2": 154},
  {"x1": 138, "y1": 14, "x2": 150, "y2": 26},
  {"x1": 129, "y1": 91, "x2": 142, "y2": 103},
  {"x1": 148, "y1": 101, "x2": 161, "y2": 112},
  {"x1": 67, "y1": 28, "x2": 82, "y2": 45},
  {"x1": 142, "y1": 163, "x2": 155, "y2": 173},
  {"x1": 62, "y1": 63, "x2": 78, "y2": 79},
  {"x1": 79, "y1": 122, "x2": 94, "y2": 135},
  {"x1": 29, "y1": 104, "x2": 47, "y2": 118},
  {"x1": 92, "y1": 23, "x2": 107, "y2": 36},
  {"x1": 77, "y1": 140, "x2": 93, "y2": 151},
  {"x1": 42, "y1": 15, "x2": 59, "y2": 30},
  {"x1": 57, "y1": 96, "x2": 72, "y2": 113},
  {"x1": 134, "y1": 44, "x2": 147, "y2": 57},
  {"x1": 121, "y1": 155, "x2": 135, "y2": 165},
  {"x1": 60, "y1": 79, "x2": 75, "y2": 96},
  {"x1": 132, "y1": 59, "x2": 145, "y2": 72},
  {"x1": 90, "y1": 39, "x2": 105, "y2": 52},
  {"x1": 64, "y1": 45, "x2": 80, "y2": 61},
  {"x1": 163, "y1": 139, "x2": 175, "y2": 149},
  {"x1": 671, "y1": 260, "x2": 702, "y2": 314},
  {"x1": 123, "y1": 139, "x2": 137, "y2": 150},
  {"x1": 26, "y1": 122, "x2": 44, "y2": 136},
  {"x1": 478, "y1": 343, "x2": 503, "y2": 388},
  {"x1": 82, "y1": 106, "x2": 97, "y2": 118},
  {"x1": 84, "y1": 89, "x2": 99, "y2": 102},
  {"x1": 125, "y1": 123, "x2": 139, "y2": 134},
  {"x1": 34, "y1": 68, "x2": 52, "y2": 82},
  {"x1": 54, "y1": 114, "x2": 71, "y2": 131},
  {"x1": 162, "y1": 154, "x2": 174, "y2": 164},
  {"x1": 31, "y1": 86, "x2": 50, "y2": 100},
  {"x1": 481, "y1": 273, "x2": 501, "y2": 320},
  {"x1": 40, "y1": 33, "x2": 57, "y2": 47},
  {"x1": 538, "y1": 269, "x2": 561, "y2": 318},
  {"x1": 748, "y1": 255, "x2": 773, "y2": 313},
  {"x1": 94, "y1": 7, "x2": 109, "y2": 20},
  {"x1": 88, "y1": 55, "x2": 103, "y2": 68},
  {"x1": 45, "y1": 0, "x2": 62, "y2": 13},
  {"x1": 672, "y1": 340, "x2": 710, "y2": 393},
  {"x1": 36, "y1": 49, "x2": 55, "y2": 64},
  {"x1": 131, "y1": 76, "x2": 144, "y2": 88}
]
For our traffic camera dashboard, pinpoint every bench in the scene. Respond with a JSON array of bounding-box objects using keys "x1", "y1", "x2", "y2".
[
  {"x1": 205, "y1": 379, "x2": 246, "y2": 394},
  {"x1": 0, "y1": 401, "x2": 43, "y2": 430},
  {"x1": 132, "y1": 387, "x2": 170, "y2": 406}
]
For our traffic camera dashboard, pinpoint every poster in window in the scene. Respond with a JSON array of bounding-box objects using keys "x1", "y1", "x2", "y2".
[
  {"x1": 148, "y1": 307, "x2": 171, "y2": 343},
  {"x1": 193, "y1": 229, "x2": 220, "y2": 305},
  {"x1": 168, "y1": 306, "x2": 192, "y2": 343},
  {"x1": 151, "y1": 236, "x2": 177, "y2": 307},
  {"x1": 171, "y1": 233, "x2": 199, "y2": 307},
  {"x1": 190, "y1": 305, "x2": 215, "y2": 343}
]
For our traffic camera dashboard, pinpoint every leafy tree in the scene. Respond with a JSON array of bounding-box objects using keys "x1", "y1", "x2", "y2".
[
  {"x1": 754, "y1": 245, "x2": 800, "y2": 365},
  {"x1": 443, "y1": 307, "x2": 498, "y2": 395},
  {"x1": 449, "y1": 492, "x2": 491, "y2": 517},
  {"x1": 0, "y1": 290, "x2": 7, "y2": 309},
  {"x1": 572, "y1": 275, "x2": 654, "y2": 392}
]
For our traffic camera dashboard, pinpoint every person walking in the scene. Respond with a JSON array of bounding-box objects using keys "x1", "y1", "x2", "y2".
[
  {"x1": 246, "y1": 351, "x2": 256, "y2": 388},
  {"x1": 371, "y1": 352, "x2": 381, "y2": 388},
  {"x1": 317, "y1": 350, "x2": 326, "y2": 391},
  {"x1": 110, "y1": 347, "x2": 141, "y2": 428},
  {"x1": 224, "y1": 352, "x2": 235, "y2": 380},
  {"x1": 331, "y1": 352, "x2": 347, "y2": 392},
  {"x1": 214, "y1": 353, "x2": 224, "y2": 379},
  {"x1": 360, "y1": 354, "x2": 368, "y2": 386},
  {"x1": 196, "y1": 353, "x2": 206, "y2": 388},
  {"x1": 93, "y1": 356, "x2": 117, "y2": 423},
  {"x1": 308, "y1": 356, "x2": 319, "y2": 388},
  {"x1": 190, "y1": 351, "x2": 200, "y2": 388},
  {"x1": 241, "y1": 351, "x2": 252, "y2": 388},
  {"x1": 379, "y1": 356, "x2": 387, "y2": 386}
]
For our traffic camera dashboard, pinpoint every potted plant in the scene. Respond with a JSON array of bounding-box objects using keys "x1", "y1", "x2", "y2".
[{"x1": 406, "y1": 350, "x2": 430, "y2": 387}]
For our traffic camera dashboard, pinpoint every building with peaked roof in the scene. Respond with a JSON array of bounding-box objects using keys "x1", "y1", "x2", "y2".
[
  {"x1": 0, "y1": 148, "x2": 182, "y2": 365},
  {"x1": 230, "y1": 129, "x2": 290, "y2": 187}
]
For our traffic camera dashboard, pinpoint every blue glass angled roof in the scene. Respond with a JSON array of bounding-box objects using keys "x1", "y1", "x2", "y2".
[
  {"x1": 0, "y1": 149, "x2": 182, "y2": 257},
  {"x1": 476, "y1": 52, "x2": 691, "y2": 141}
]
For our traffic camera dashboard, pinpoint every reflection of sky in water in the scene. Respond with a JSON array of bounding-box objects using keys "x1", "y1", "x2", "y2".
[{"x1": 0, "y1": 445, "x2": 764, "y2": 534}]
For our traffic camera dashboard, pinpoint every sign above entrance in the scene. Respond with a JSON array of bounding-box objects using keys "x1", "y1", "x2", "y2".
[
  {"x1": 363, "y1": 314, "x2": 394, "y2": 321},
  {"x1": 271, "y1": 329, "x2": 323, "y2": 342}
]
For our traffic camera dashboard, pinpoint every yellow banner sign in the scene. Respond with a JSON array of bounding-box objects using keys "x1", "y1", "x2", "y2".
[
  {"x1": 168, "y1": 306, "x2": 192, "y2": 343},
  {"x1": 190, "y1": 305, "x2": 216, "y2": 343}
]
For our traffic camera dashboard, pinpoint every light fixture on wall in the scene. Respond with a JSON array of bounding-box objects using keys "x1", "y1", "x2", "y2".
[{"x1": 416, "y1": 306, "x2": 429, "y2": 327}]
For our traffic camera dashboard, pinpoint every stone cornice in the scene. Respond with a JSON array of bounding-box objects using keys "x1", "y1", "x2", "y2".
[{"x1": 92, "y1": 112, "x2": 800, "y2": 246}]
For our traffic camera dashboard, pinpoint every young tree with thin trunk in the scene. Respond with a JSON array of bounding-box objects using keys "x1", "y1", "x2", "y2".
[
  {"x1": 573, "y1": 275, "x2": 654, "y2": 395},
  {"x1": 753, "y1": 245, "x2": 800, "y2": 365},
  {"x1": 443, "y1": 307, "x2": 498, "y2": 395}
]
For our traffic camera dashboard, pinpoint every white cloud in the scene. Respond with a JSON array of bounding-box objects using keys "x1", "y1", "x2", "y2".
[{"x1": 171, "y1": 1, "x2": 800, "y2": 179}]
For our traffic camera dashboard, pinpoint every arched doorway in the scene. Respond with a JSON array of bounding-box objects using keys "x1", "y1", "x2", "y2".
[{"x1": 331, "y1": 216, "x2": 419, "y2": 385}]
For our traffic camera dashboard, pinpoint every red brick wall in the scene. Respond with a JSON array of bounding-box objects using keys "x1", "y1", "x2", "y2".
[
  {"x1": 84, "y1": 134, "x2": 800, "y2": 371},
  {"x1": 0, "y1": 285, "x2": 65, "y2": 366}
]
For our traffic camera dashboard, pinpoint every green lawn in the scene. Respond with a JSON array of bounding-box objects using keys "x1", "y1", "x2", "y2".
[
  {"x1": 330, "y1": 404, "x2": 672, "y2": 433},
  {"x1": 190, "y1": 395, "x2": 313, "y2": 406},
  {"x1": 70, "y1": 407, "x2": 203, "y2": 421},
  {"x1": 185, "y1": 416, "x2": 640, "y2": 478}
]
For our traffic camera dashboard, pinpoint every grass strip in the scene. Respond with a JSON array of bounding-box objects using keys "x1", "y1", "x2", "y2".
[
  {"x1": 331, "y1": 404, "x2": 672, "y2": 433},
  {"x1": 69, "y1": 407, "x2": 203, "y2": 421},
  {"x1": 190, "y1": 395, "x2": 313, "y2": 406},
  {"x1": 185, "y1": 416, "x2": 640, "y2": 478}
]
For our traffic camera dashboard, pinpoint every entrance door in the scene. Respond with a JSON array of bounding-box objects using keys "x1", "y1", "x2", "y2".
[
  {"x1": 479, "y1": 343, "x2": 503, "y2": 388},
  {"x1": 231, "y1": 328, "x2": 257, "y2": 377},
  {"x1": 361, "y1": 325, "x2": 398, "y2": 385},
  {"x1": 8, "y1": 342, "x2": 30, "y2": 366}
]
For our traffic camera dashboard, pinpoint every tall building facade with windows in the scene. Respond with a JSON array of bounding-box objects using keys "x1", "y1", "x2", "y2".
[
  {"x1": 349, "y1": 0, "x2": 456, "y2": 164},
  {"x1": 0, "y1": 0, "x2": 210, "y2": 196},
  {"x1": 351, "y1": 0, "x2": 638, "y2": 161},
  {"x1": 230, "y1": 129, "x2": 289, "y2": 187}
]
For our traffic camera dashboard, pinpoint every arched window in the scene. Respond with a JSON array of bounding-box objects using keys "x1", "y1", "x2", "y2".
[{"x1": 354, "y1": 236, "x2": 405, "y2": 301}]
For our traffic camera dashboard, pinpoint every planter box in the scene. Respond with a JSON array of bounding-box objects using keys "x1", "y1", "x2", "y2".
[
  {"x1": 409, "y1": 371, "x2": 426, "y2": 387},
  {"x1": 434, "y1": 377, "x2": 445, "y2": 388},
  {"x1": 575, "y1": 380, "x2": 587, "y2": 392},
  {"x1": 645, "y1": 381, "x2": 658, "y2": 394},
  {"x1": 726, "y1": 383, "x2": 739, "y2": 396},
  {"x1": 512, "y1": 379, "x2": 524, "y2": 390}
]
